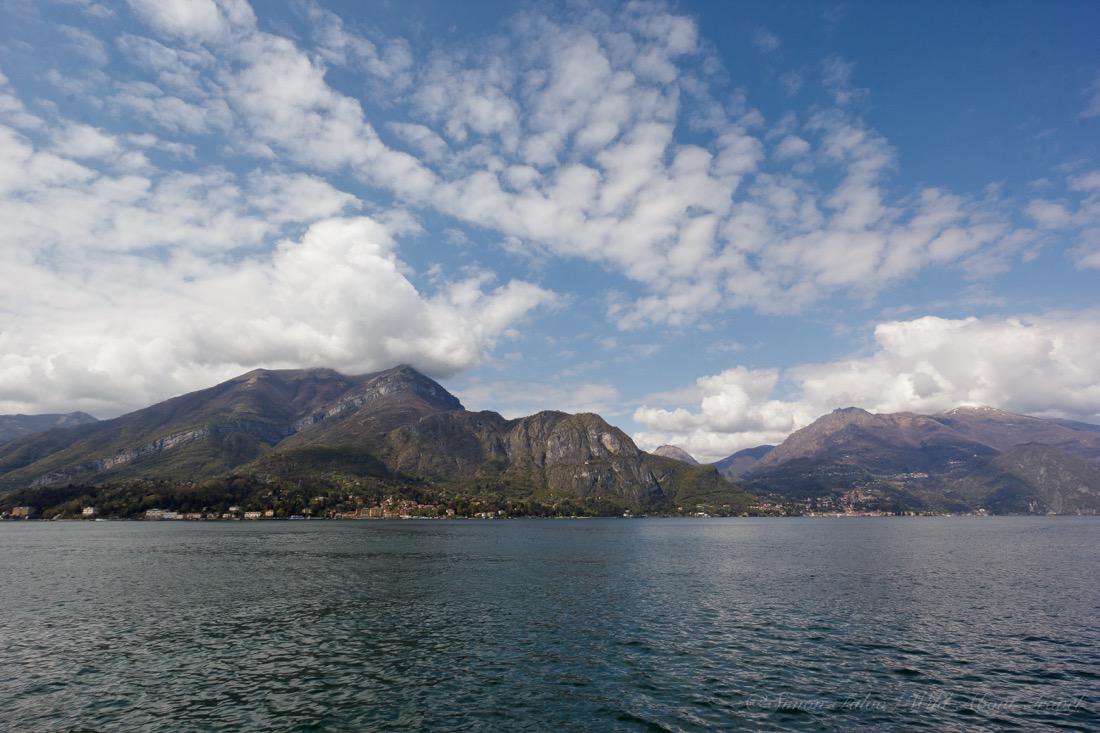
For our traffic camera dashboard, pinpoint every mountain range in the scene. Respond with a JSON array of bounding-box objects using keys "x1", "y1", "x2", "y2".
[
  {"x1": 0, "y1": 366, "x2": 749, "y2": 517},
  {"x1": 737, "y1": 406, "x2": 1100, "y2": 514},
  {"x1": 2, "y1": 368, "x2": 1099, "y2": 517},
  {"x1": 0, "y1": 412, "x2": 98, "y2": 445}
]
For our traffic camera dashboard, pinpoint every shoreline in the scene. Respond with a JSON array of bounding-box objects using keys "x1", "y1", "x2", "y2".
[{"x1": 3, "y1": 513, "x2": 1096, "y2": 523}]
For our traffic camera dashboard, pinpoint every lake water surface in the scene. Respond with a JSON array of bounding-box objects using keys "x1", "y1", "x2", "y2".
[{"x1": 1, "y1": 517, "x2": 1097, "y2": 731}]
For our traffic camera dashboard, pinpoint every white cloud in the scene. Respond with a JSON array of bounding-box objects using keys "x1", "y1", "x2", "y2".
[
  {"x1": 125, "y1": 0, "x2": 255, "y2": 42},
  {"x1": 1082, "y1": 71, "x2": 1100, "y2": 119},
  {"x1": 0, "y1": 214, "x2": 554, "y2": 415},
  {"x1": 456, "y1": 379, "x2": 620, "y2": 418},
  {"x1": 53, "y1": 0, "x2": 115, "y2": 19},
  {"x1": 52, "y1": 122, "x2": 120, "y2": 159},
  {"x1": 0, "y1": 115, "x2": 553, "y2": 415},
  {"x1": 303, "y1": 0, "x2": 413, "y2": 87},
  {"x1": 1069, "y1": 170, "x2": 1100, "y2": 192},
  {"x1": 59, "y1": 25, "x2": 109, "y2": 65},
  {"x1": 388, "y1": 122, "x2": 448, "y2": 162},
  {"x1": 100, "y1": 2, "x2": 1042, "y2": 331},
  {"x1": 116, "y1": 33, "x2": 215, "y2": 96},
  {"x1": 822, "y1": 55, "x2": 866, "y2": 106},
  {"x1": 0, "y1": 1, "x2": 1089, "y2": 423},
  {"x1": 752, "y1": 28, "x2": 780, "y2": 53},
  {"x1": 111, "y1": 80, "x2": 233, "y2": 135},
  {"x1": 774, "y1": 134, "x2": 810, "y2": 159},
  {"x1": 1027, "y1": 199, "x2": 1073, "y2": 228},
  {"x1": 634, "y1": 311, "x2": 1100, "y2": 461},
  {"x1": 0, "y1": 123, "x2": 324, "y2": 252},
  {"x1": 0, "y1": 70, "x2": 43, "y2": 130},
  {"x1": 1027, "y1": 168, "x2": 1100, "y2": 269},
  {"x1": 779, "y1": 70, "x2": 802, "y2": 96}
]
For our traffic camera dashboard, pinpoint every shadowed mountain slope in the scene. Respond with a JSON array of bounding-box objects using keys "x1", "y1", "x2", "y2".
[
  {"x1": 949, "y1": 443, "x2": 1100, "y2": 515},
  {"x1": 931, "y1": 406, "x2": 1100, "y2": 461},
  {"x1": 0, "y1": 412, "x2": 98, "y2": 446},
  {"x1": 741, "y1": 406, "x2": 1100, "y2": 513},
  {"x1": 713, "y1": 445, "x2": 773, "y2": 479},
  {"x1": 0, "y1": 366, "x2": 458, "y2": 487}
]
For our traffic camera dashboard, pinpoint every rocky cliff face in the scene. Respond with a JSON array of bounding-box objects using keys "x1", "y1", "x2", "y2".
[
  {"x1": 281, "y1": 365, "x2": 464, "y2": 447},
  {"x1": 383, "y1": 410, "x2": 665, "y2": 504}
]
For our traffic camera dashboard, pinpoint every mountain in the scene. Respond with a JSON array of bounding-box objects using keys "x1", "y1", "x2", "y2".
[
  {"x1": 950, "y1": 444, "x2": 1100, "y2": 514},
  {"x1": 0, "y1": 366, "x2": 751, "y2": 516},
  {"x1": 713, "y1": 445, "x2": 773, "y2": 479},
  {"x1": 651, "y1": 445, "x2": 699, "y2": 464},
  {"x1": 752, "y1": 407, "x2": 998, "y2": 475},
  {"x1": 12, "y1": 370, "x2": 1092, "y2": 517},
  {"x1": 0, "y1": 412, "x2": 98, "y2": 445},
  {"x1": 371, "y1": 410, "x2": 741, "y2": 510},
  {"x1": 744, "y1": 406, "x2": 1100, "y2": 514},
  {"x1": 932, "y1": 406, "x2": 1100, "y2": 461},
  {"x1": 0, "y1": 366, "x2": 460, "y2": 488}
]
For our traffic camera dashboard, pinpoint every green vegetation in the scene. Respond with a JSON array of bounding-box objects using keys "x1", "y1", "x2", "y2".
[{"x1": 0, "y1": 476, "x2": 750, "y2": 520}]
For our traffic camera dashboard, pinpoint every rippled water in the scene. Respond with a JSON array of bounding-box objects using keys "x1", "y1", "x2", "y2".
[{"x1": 1, "y1": 518, "x2": 1097, "y2": 732}]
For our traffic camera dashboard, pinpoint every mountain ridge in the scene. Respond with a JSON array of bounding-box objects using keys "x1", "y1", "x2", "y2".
[
  {"x1": 0, "y1": 412, "x2": 99, "y2": 446},
  {"x1": 5, "y1": 371, "x2": 1100, "y2": 517},
  {"x1": 0, "y1": 366, "x2": 751, "y2": 516},
  {"x1": 713, "y1": 445, "x2": 774, "y2": 479},
  {"x1": 735, "y1": 404, "x2": 1100, "y2": 514}
]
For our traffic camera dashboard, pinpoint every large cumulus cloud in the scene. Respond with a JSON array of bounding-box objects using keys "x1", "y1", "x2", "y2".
[{"x1": 634, "y1": 311, "x2": 1100, "y2": 461}]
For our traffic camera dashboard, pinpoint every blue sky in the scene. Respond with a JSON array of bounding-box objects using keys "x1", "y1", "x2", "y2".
[{"x1": 0, "y1": 0, "x2": 1097, "y2": 460}]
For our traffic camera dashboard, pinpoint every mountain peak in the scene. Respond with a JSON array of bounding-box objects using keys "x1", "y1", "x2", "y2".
[
  {"x1": 652, "y1": 445, "x2": 700, "y2": 464},
  {"x1": 361, "y1": 365, "x2": 463, "y2": 411},
  {"x1": 0, "y1": 411, "x2": 100, "y2": 445},
  {"x1": 943, "y1": 405, "x2": 1016, "y2": 417}
]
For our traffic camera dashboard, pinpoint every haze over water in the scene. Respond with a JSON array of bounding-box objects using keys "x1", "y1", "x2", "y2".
[{"x1": 2, "y1": 518, "x2": 1097, "y2": 732}]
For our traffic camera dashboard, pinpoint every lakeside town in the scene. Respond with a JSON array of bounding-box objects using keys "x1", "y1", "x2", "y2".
[{"x1": 1, "y1": 495, "x2": 991, "y2": 521}]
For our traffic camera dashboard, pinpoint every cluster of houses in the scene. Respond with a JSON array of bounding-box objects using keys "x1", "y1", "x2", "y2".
[
  {"x1": 144, "y1": 506, "x2": 285, "y2": 520},
  {"x1": 333, "y1": 498, "x2": 453, "y2": 519}
]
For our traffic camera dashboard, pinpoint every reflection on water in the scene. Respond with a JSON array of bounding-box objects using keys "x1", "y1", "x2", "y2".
[{"x1": 1, "y1": 518, "x2": 1096, "y2": 731}]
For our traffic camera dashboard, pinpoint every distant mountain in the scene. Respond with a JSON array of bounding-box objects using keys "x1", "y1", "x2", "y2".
[
  {"x1": 743, "y1": 405, "x2": 1100, "y2": 514},
  {"x1": 752, "y1": 407, "x2": 998, "y2": 475},
  {"x1": 0, "y1": 412, "x2": 98, "y2": 445},
  {"x1": 0, "y1": 366, "x2": 751, "y2": 515},
  {"x1": 652, "y1": 445, "x2": 699, "y2": 464},
  {"x1": 713, "y1": 445, "x2": 773, "y2": 479},
  {"x1": 950, "y1": 443, "x2": 1100, "y2": 515},
  {"x1": 9, "y1": 374, "x2": 1094, "y2": 516},
  {"x1": 932, "y1": 406, "x2": 1100, "y2": 461}
]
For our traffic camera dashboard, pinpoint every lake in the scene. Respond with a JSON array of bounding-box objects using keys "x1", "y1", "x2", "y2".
[{"x1": 1, "y1": 517, "x2": 1096, "y2": 731}]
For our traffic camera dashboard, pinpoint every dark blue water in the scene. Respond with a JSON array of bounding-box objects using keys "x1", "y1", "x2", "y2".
[{"x1": 1, "y1": 518, "x2": 1097, "y2": 732}]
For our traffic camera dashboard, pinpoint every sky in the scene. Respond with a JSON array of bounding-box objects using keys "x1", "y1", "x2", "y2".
[{"x1": 0, "y1": 0, "x2": 1097, "y2": 461}]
